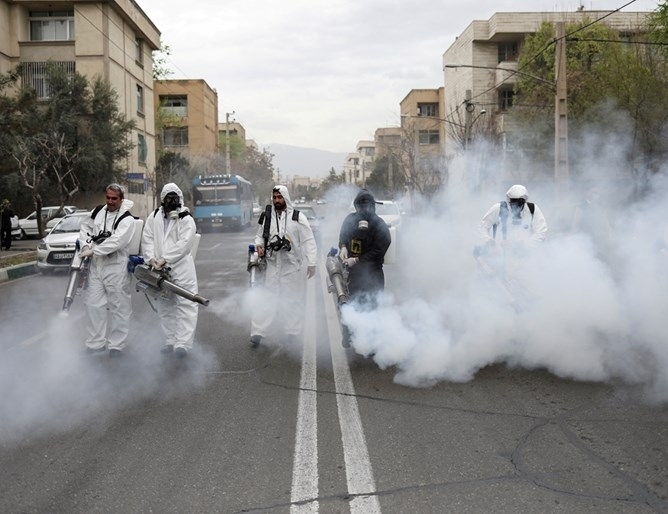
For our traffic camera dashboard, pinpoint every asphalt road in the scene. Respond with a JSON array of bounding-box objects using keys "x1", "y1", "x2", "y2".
[{"x1": 1, "y1": 223, "x2": 667, "y2": 513}]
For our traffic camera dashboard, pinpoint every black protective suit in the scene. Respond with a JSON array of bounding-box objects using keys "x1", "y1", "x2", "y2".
[{"x1": 339, "y1": 189, "x2": 392, "y2": 302}]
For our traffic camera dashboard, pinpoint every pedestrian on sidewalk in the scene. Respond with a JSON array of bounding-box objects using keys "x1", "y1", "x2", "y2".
[{"x1": 1, "y1": 199, "x2": 15, "y2": 251}]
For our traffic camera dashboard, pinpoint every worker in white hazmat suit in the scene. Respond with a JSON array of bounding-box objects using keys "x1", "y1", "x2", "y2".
[
  {"x1": 478, "y1": 184, "x2": 548, "y2": 249},
  {"x1": 250, "y1": 185, "x2": 317, "y2": 348},
  {"x1": 141, "y1": 183, "x2": 199, "y2": 357},
  {"x1": 78, "y1": 183, "x2": 137, "y2": 357}
]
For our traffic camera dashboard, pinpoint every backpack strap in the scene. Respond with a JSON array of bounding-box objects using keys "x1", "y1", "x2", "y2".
[
  {"x1": 112, "y1": 210, "x2": 136, "y2": 230},
  {"x1": 178, "y1": 211, "x2": 192, "y2": 219},
  {"x1": 527, "y1": 202, "x2": 535, "y2": 216},
  {"x1": 292, "y1": 209, "x2": 300, "y2": 221},
  {"x1": 492, "y1": 201, "x2": 509, "y2": 240},
  {"x1": 261, "y1": 205, "x2": 272, "y2": 248},
  {"x1": 91, "y1": 204, "x2": 104, "y2": 219}
]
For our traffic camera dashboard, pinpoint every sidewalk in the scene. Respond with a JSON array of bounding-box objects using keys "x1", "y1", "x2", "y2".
[{"x1": 0, "y1": 247, "x2": 38, "y2": 283}]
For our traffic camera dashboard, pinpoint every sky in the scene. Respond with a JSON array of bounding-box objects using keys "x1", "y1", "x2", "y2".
[{"x1": 137, "y1": 0, "x2": 660, "y2": 154}]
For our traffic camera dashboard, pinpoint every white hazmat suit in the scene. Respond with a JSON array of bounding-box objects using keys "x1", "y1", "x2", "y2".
[
  {"x1": 478, "y1": 184, "x2": 548, "y2": 247},
  {"x1": 141, "y1": 183, "x2": 199, "y2": 353},
  {"x1": 251, "y1": 185, "x2": 317, "y2": 343},
  {"x1": 79, "y1": 198, "x2": 137, "y2": 352}
]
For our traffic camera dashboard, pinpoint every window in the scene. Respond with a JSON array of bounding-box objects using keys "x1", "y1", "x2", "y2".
[
  {"x1": 417, "y1": 103, "x2": 438, "y2": 117},
  {"x1": 137, "y1": 133, "x2": 147, "y2": 164},
  {"x1": 498, "y1": 41, "x2": 519, "y2": 63},
  {"x1": 20, "y1": 61, "x2": 76, "y2": 99},
  {"x1": 418, "y1": 130, "x2": 439, "y2": 145},
  {"x1": 159, "y1": 95, "x2": 188, "y2": 117},
  {"x1": 162, "y1": 127, "x2": 189, "y2": 147},
  {"x1": 136, "y1": 84, "x2": 144, "y2": 114},
  {"x1": 135, "y1": 37, "x2": 144, "y2": 66},
  {"x1": 498, "y1": 89, "x2": 515, "y2": 110},
  {"x1": 29, "y1": 11, "x2": 74, "y2": 41}
]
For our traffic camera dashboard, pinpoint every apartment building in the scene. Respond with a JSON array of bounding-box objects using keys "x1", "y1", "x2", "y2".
[
  {"x1": 399, "y1": 88, "x2": 447, "y2": 175},
  {"x1": 442, "y1": 10, "x2": 649, "y2": 182},
  {"x1": 0, "y1": 0, "x2": 161, "y2": 216},
  {"x1": 155, "y1": 79, "x2": 219, "y2": 160},
  {"x1": 342, "y1": 140, "x2": 375, "y2": 186}
]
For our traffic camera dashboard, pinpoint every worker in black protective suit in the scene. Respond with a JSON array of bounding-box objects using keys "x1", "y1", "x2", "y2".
[{"x1": 338, "y1": 189, "x2": 392, "y2": 348}]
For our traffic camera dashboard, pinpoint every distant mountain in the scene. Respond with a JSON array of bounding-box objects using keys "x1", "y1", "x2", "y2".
[{"x1": 266, "y1": 144, "x2": 347, "y2": 179}]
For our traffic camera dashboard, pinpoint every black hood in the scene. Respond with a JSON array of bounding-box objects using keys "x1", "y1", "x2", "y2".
[{"x1": 353, "y1": 189, "x2": 377, "y2": 216}]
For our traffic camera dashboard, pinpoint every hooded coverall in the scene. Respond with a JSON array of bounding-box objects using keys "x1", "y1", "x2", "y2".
[
  {"x1": 141, "y1": 183, "x2": 199, "y2": 352},
  {"x1": 79, "y1": 199, "x2": 136, "y2": 351},
  {"x1": 251, "y1": 185, "x2": 317, "y2": 340}
]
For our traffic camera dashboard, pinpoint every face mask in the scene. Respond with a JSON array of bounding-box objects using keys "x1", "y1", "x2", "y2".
[
  {"x1": 163, "y1": 194, "x2": 180, "y2": 217},
  {"x1": 509, "y1": 198, "x2": 525, "y2": 221}
]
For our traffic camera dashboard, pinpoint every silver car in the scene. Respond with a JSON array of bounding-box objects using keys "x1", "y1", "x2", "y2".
[
  {"x1": 36, "y1": 211, "x2": 90, "y2": 272},
  {"x1": 19, "y1": 205, "x2": 78, "y2": 238}
]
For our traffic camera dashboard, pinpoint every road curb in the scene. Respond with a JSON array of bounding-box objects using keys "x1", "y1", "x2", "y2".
[{"x1": 0, "y1": 261, "x2": 38, "y2": 283}]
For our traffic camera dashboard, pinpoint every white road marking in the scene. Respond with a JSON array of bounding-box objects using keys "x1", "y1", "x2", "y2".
[
  {"x1": 320, "y1": 268, "x2": 381, "y2": 513},
  {"x1": 291, "y1": 276, "x2": 319, "y2": 513}
]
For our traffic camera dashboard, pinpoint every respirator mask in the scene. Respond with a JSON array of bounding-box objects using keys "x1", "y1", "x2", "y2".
[
  {"x1": 508, "y1": 198, "x2": 525, "y2": 224},
  {"x1": 163, "y1": 192, "x2": 181, "y2": 220}
]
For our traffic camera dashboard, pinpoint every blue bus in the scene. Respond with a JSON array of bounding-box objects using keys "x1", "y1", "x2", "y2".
[{"x1": 192, "y1": 174, "x2": 253, "y2": 231}]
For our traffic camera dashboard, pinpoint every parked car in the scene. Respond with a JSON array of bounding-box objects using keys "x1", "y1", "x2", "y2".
[
  {"x1": 347, "y1": 199, "x2": 402, "y2": 229},
  {"x1": 299, "y1": 204, "x2": 322, "y2": 248},
  {"x1": 19, "y1": 205, "x2": 78, "y2": 238},
  {"x1": 375, "y1": 200, "x2": 402, "y2": 229},
  {"x1": 36, "y1": 210, "x2": 90, "y2": 273},
  {"x1": 252, "y1": 202, "x2": 262, "y2": 217}
]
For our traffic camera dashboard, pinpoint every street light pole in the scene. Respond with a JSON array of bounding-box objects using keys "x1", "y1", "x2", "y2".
[{"x1": 554, "y1": 22, "x2": 569, "y2": 182}]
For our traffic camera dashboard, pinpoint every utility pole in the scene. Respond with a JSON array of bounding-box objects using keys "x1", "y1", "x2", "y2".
[
  {"x1": 554, "y1": 22, "x2": 569, "y2": 182},
  {"x1": 464, "y1": 89, "x2": 473, "y2": 149},
  {"x1": 225, "y1": 111, "x2": 234, "y2": 175}
]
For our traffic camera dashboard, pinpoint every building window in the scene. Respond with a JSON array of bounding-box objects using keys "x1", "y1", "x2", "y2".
[
  {"x1": 417, "y1": 103, "x2": 438, "y2": 117},
  {"x1": 135, "y1": 37, "x2": 144, "y2": 66},
  {"x1": 137, "y1": 133, "x2": 147, "y2": 164},
  {"x1": 136, "y1": 84, "x2": 144, "y2": 114},
  {"x1": 498, "y1": 41, "x2": 519, "y2": 63},
  {"x1": 159, "y1": 95, "x2": 188, "y2": 117},
  {"x1": 162, "y1": 127, "x2": 189, "y2": 147},
  {"x1": 418, "y1": 130, "x2": 440, "y2": 145},
  {"x1": 20, "y1": 61, "x2": 76, "y2": 99},
  {"x1": 29, "y1": 10, "x2": 75, "y2": 41},
  {"x1": 498, "y1": 89, "x2": 515, "y2": 110}
]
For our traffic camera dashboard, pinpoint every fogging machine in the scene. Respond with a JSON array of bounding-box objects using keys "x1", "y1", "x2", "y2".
[
  {"x1": 62, "y1": 240, "x2": 90, "y2": 311},
  {"x1": 325, "y1": 247, "x2": 349, "y2": 305},
  {"x1": 134, "y1": 263, "x2": 210, "y2": 306}
]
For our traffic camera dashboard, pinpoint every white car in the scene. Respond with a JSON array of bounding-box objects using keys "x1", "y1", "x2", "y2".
[
  {"x1": 19, "y1": 205, "x2": 78, "y2": 238},
  {"x1": 375, "y1": 200, "x2": 402, "y2": 229},
  {"x1": 36, "y1": 211, "x2": 90, "y2": 272},
  {"x1": 299, "y1": 204, "x2": 322, "y2": 248}
]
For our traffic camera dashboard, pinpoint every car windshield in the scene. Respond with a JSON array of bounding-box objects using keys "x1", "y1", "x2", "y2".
[{"x1": 51, "y1": 214, "x2": 88, "y2": 233}]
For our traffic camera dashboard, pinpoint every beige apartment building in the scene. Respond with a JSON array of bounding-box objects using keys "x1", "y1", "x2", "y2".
[
  {"x1": 442, "y1": 10, "x2": 649, "y2": 183},
  {"x1": 342, "y1": 140, "x2": 375, "y2": 186},
  {"x1": 155, "y1": 79, "x2": 219, "y2": 163},
  {"x1": 0, "y1": 0, "x2": 161, "y2": 216}
]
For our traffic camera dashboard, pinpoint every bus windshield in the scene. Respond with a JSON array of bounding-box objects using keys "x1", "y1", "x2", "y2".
[{"x1": 194, "y1": 184, "x2": 238, "y2": 205}]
